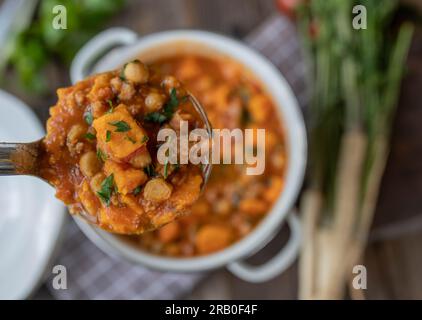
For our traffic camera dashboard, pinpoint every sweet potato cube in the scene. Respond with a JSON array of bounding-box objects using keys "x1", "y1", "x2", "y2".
[
  {"x1": 93, "y1": 104, "x2": 148, "y2": 160},
  {"x1": 104, "y1": 160, "x2": 147, "y2": 195},
  {"x1": 195, "y1": 225, "x2": 232, "y2": 254}
]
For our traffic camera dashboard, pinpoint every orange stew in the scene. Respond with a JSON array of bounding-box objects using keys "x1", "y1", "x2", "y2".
[
  {"x1": 127, "y1": 54, "x2": 287, "y2": 256},
  {"x1": 40, "y1": 60, "x2": 204, "y2": 234}
]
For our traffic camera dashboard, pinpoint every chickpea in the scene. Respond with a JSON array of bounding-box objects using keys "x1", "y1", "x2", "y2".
[
  {"x1": 91, "y1": 101, "x2": 106, "y2": 118},
  {"x1": 90, "y1": 172, "x2": 106, "y2": 193},
  {"x1": 161, "y1": 75, "x2": 179, "y2": 89},
  {"x1": 143, "y1": 178, "x2": 173, "y2": 202},
  {"x1": 214, "y1": 199, "x2": 232, "y2": 215},
  {"x1": 169, "y1": 111, "x2": 193, "y2": 130},
  {"x1": 129, "y1": 149, "x2": 151, "y2": 169},
  {"x1": 145, "y1": 92, "x2": 165, "y2": 112},
  {"x1": 67, "y1": 124, "x2": 85, "y2": 145},
  {"x1": 74, "y1": 91, "x2": 86, "y2": 106},
  {"x1": 110, "y1": 77, "x2": 123, "y2": 92},
  {"x1": 161, "y1": 75, "x2": 186, "y2": 96},
  {"x1": 123, "y1": 60, "x2": 149, "y2": 84},
  {"x1": 119, "y1": 82, "x2": 135, "y2": 101},
  {"x1": 127, "y1": 104, "x2": 143, "y2": 116},
  {"x1": 79, "y1": 151, "x2": 102, "y2": 178}
]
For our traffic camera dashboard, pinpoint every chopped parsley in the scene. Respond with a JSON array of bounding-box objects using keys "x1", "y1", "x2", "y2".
[
  {"x1": 84, "y1": 133, "x2": 96, "y2": 140},
  {"x1": 133, "y1": 186, "x2": 142, "y2": 196},
  {"x1": 141, "y1": 136, "x2": 149, "y2": 143},
  {"x1": 84, "y1": 111, "x2": 93, "y2": 125},
  {"x1": 174, "y1": 162, "x2": 180, "y2": 171},
  {"x1": 125, "y1": 135, "x2": 136, "y2": 144},
  {"x1": 165, "y1": 88, "x2": 178, "y2": 111},
  {"x1": 109, "y1": 120, "x2": 131, "y2": 132},
  {"x1": 97, "y1": 174, "x2": 114, "y2": 206},
  {"x1": 119, "y1": 62, "x2": 128, "y2": 81},
  {"x1": 96, "y1": 148, "x2": 107, "y2": 161},
  {"x1": 107, "y1": 100, "x2": 114, "y2": 113},
  {"x1": 120, "y1": 60, "x2": 141, "y2": 81},
  {"x1": 144, "y1": 112, "x2": 167, "y2": 124},
  {"x1": 144, "y1": 164, "x2": 156, "y2": 177},
  {"x1": 106, "y1": 130, "x2": 111, "y2": 142}
]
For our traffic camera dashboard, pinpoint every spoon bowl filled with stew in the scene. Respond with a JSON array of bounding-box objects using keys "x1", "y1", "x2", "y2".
[{"x1": 0, "y1": 60, "x2": 212, "y2": 235}]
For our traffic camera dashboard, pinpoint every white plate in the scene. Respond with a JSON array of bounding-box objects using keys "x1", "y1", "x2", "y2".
[{"x1": 0, "y1": 90, "x2": 67, "y2": 299}]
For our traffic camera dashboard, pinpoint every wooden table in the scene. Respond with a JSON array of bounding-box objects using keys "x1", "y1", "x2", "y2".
[{"x1": 4, "y1": 0, "x2": 421, "y2": 299}]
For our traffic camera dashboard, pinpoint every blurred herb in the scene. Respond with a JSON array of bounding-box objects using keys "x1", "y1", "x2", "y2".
[
  {"x1": 6, "y1": 0, "x2": 125, "y2": 93},
  {"x1": 297, "y1": 0, "x2": 414, "y2": 299}
]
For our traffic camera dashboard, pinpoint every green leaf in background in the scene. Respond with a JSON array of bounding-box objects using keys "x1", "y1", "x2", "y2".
[
  {"x1": 10, "y1": 26, "x2": 48, "y2": 93},
  {"x1": 296, "y1": 0, "x2": 414, "y2": 220},
  {"x1": 6, "y1": 0, "x2": 125, "y2": 93}
]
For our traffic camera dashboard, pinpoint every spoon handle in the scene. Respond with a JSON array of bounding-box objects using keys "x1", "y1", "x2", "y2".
[{"x1": 0, "y1": 141, "x2": 42, "y2": 176}]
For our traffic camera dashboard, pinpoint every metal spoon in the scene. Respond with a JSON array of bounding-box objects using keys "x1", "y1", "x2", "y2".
[{"x1": 0, "y1": 93, "x2": 212, "y2": 228}]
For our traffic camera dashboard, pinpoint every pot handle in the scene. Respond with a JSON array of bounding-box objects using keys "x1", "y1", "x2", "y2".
[
  {"x1": 70, "y1": 27, "x2": 138, "y2": 83},
  {"x1": 227, "y1": 210, "x2": 301, "y2": 283}
]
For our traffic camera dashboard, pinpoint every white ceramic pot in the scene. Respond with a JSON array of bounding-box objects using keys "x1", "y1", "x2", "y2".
[{"x1": 70, "y1": 28, "x2": 307, "y2": 283}]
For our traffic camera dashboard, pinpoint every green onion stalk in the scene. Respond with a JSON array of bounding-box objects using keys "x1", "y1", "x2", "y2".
[{"x1": 297, "y1": 0, "x2": 413, "y2": 299}]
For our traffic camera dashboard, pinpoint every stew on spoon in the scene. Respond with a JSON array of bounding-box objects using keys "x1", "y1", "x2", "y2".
[{"x1": 39, "y1": 60, "x2": 207, "y2": 234}]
